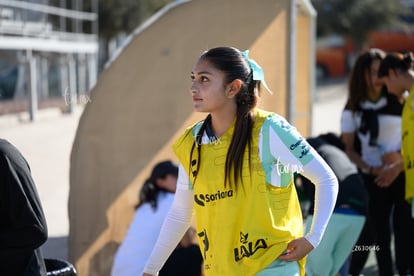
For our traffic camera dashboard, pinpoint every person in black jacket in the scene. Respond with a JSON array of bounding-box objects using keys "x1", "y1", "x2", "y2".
[
  {"x1": 159, "y1": 226, "x2": 203, "y2": 276},
  {"x1": 0, "y1": 139, "x2": 48, "y2": 275}
]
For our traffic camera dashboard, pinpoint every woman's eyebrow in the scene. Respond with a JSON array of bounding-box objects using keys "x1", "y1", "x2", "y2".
[{"x1": 191, "y1": 71, "x2": 212, "y2": 76}]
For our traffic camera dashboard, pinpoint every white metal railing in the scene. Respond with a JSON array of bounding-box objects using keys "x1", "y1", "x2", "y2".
[
  {"x1": 0, "y1": 0, "x2": 99, "y2": 121},
  {"x1": 0, "y1": 20, "x2": 52, "y2": 36},
  {"x1": 0, "y1": 0, "x2": 98, "y2": 51},
  {"x1": 0, "y1": 19, "x2": 96, "y2": 42},
  {"x1": 0, "y1": 0, "x2": 98, "y2": 39},
  {"x1": 0, "y1": 0, "x2": 97, "y2": 21}
]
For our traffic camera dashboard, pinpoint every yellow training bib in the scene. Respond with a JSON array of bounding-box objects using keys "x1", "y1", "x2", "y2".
[
  {"x1": 173, "y1": 109, "x2": 306, "y2": 275},
  {"x1": 403, "y1": 84, "x2": 414, "y2": 201}
]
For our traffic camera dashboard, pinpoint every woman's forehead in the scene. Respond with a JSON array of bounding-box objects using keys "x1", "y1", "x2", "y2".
[{"x1": 192, "y1": 59, "x2": 219, "y2": 74}]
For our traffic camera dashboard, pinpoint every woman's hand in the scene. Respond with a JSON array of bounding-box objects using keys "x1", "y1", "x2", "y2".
[
  {"x1": 376, "y1": 162, "x2": 403, "y2": 187},
  {"x1": 143, "y1": 273, "x2": 153, "y2": 276},
  {"x1": 376, "y1": 151, "x2": 403, "y2": 188},
  {"x1": 277, "y1": 237, "x2": 314, "y2": 261}
]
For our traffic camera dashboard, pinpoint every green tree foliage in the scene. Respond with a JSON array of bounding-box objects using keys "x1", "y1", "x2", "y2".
[
  {"x1": 95, "y1": 0, "x2": 173, "y2": 40},
  {"x1": 47, "y1": 0, "x2": 173, "y2": 65},
  {"x1": 57, "y1": 0, "x2": 171, "y2": 67},
  {"x1": 311, "y1": 0, "x2": 412, "y2": 51}
]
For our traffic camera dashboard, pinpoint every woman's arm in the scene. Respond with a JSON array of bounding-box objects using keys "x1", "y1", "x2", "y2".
[
  {"x1": 277, "y1": 146, "x2": 338, "y2": 261},
  {"x1": 340, "y1": 109, "x2": 380, "y2": 174},
  {"x1": 142, "y1": 164, "x2": 194, "y2": 276},
  {"x1": 300, "y1": 150, "x2": 338, "y2": 248},
  {"x1": 341, "y1": 132, "x2": 373, "y2": 174},
  {"x1": 279, "y1": 146, "x2": 339, "y2": 260},
  {"x1": 261, "y1": 115, "x2": 338, "y2": 259}
]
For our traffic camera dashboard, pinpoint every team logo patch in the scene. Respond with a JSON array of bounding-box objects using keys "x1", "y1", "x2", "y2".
[
  {"x1": 233, "y1": 232, "x2": 268, "y2": 261},
  {"x1": 194, "y1": 190, "x2": 234, "y2": 206}
]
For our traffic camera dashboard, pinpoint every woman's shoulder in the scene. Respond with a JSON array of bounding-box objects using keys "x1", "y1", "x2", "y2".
[
  {"x1": 172, "y1": 120, "x2": 203, "y2": 152},
  {"x1": 255, "y1": 108, "x2": 281, "y2": 123},
  {"x1": 255, "y1": 108, "x2": 293, "y2": 129},
  {"x1": 254, "y1": 108, "x2": 274, "y2": 118},
  {"x1": 184, "y1": 120, "x2": 204, "y2": 136}
]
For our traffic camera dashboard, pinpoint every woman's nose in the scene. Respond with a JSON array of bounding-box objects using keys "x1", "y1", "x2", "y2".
[{"x1": 190, "y1": 83, "x2": 198, "y2": 94}]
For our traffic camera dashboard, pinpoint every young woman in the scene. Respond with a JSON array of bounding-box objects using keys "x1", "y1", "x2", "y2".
[
  {"x1": 142, "y1": 47, "x2": 338, "y2": 276},
  {"x1": 378, "y1": 52, "x2": 414, "y2": 214},
  {"x1": 112, "y1": 160, "x2": 203, "y2": 276},
  {"x1": 377, "y1": 52, "x2": 414, "y2": 275},
  {"x1": 341, "y1": 49, "x2": 413, "y2": 276},
  {"x1": 300, "y1": 134, "x2": 368, "y2": 276}
]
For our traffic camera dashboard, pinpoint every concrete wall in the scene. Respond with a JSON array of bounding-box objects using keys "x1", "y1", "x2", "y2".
[{"x1": 68, "y1": 0, "x2": 315, "y2": 275}]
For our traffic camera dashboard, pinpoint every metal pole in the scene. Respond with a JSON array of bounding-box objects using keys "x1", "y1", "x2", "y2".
[
  {"x1": 78, "y1": 0, "x2": 82, "y2": 33},
  {"x1": 60, "y1": 56, "x2": 69, "y2": 100},
  {"x1": 14, "y1": 50, "x2": 26, "y2": 100},
  {"x1": 60, "y1": 0, "x2": 66, "y2": 31},
  {"x1": 295, "y1": 0, "x2": 317, "y2": 135},
  {"x1": 43, "y1": 0, "x2": 49, "y2": 23},
  {"x1": 287, "y1": 0, "x2": 297, "y2": 125},
  {"x1": 67, "y1": 54, "x2": 77, "y2": 113},
  {"x1": 27, "y1": 49, "x2": 38, "y2": 121},
  {"x1": 308, "y1": 4, "x2": 317, "y2": 136},
  {"x1": 92, "y1": 0, "x2": 98, "y2": 35},
  {"x1": 87, "y1": 53, "x2": 97, "y2": 90},
  {"x1": 40, "y1": 57, "x2": 49, "y2": 99},
  {"x1": 77, "y1": 53, "x2": 86, "y2": 95}
]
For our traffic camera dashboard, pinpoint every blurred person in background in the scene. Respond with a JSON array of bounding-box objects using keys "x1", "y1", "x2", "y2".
[
  {"x1": 0, "y1": 139, "x2": 48, "y2": 275},
  {"x1": 341, "y1": 49, "x2": 413, "y2": 276},
  {"x1": 299, "y1": 133, "x2": 367, "y2": 276},
  {"x1": 378, "y1": 51, "x2": 414, "y2": 213},
  {"x1": 111, "y1": 160, "x2": 203, "y2": 276},
  {"x1": 159, "y1": 226, "x2": 203, "y2": 276},
  {"x1": 377, "y1": 51, "x2": 414, "y2": 274}
]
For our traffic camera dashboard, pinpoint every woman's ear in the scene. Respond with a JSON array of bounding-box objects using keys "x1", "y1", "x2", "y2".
[{"x1": 226, "y1": 79, "x2": 242, "y2": 98}]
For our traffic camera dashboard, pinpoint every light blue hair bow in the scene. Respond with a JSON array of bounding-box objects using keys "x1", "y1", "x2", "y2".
[{"x1": 242, "y1": 50, "x2": 273, "y2": 94}]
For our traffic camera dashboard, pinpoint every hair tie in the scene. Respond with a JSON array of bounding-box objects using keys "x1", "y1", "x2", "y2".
[{"x1": 242, "y1": 50, "x2": 273, "y2": 94}]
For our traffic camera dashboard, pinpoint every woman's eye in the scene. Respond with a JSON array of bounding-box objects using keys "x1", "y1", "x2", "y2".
[{"x1": 190, "y1": 75, "x2": 209, "y2": 83}]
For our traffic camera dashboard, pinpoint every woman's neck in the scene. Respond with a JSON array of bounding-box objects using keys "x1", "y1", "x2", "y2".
[
  {"x1": 366, "y1": 89, "x2": 382, "y2": 102},
  {"x1": 210, "y1": 107, "x2": 237, "y2": 138}
]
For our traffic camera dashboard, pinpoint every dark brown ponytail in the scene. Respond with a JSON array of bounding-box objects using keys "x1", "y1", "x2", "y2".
[{"x1": 189, "y1": 47, "x2": 260, "y2": 191}]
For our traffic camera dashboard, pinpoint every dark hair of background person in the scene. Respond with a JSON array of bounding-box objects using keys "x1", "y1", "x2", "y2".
[
  {"x1": 304, "y1": 133, "x2": 368, "y2": 215},
  {"x1": 135, "y1": 161, "x2": 178, "y2": 211},
  {"x1": 189, "y1": 46, "x2": 261, "y2": 191},
  {"x1": 377, "y1": 51, "x2": 414, "y2": 78},
  {"x1": 317, "y1": 132, "x2": 345, "y2": 151},
  {"x1": 347, "y1": 48, "x2": 386, "y2": 111}
]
